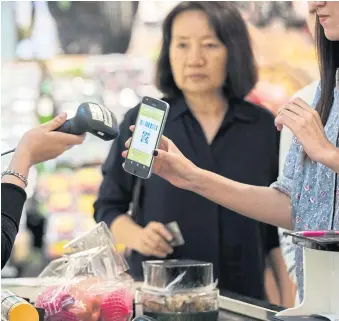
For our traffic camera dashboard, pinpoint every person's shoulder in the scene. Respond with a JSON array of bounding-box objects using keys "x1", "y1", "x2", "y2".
[
  {"x1": 238, "y1": 99, "x2": 275, "y2": 122},
  {"x1": 123, "y1": 104, "x2": 140, "y2": 123}
]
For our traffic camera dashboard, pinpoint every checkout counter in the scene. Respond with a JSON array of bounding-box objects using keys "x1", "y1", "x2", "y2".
[
  {"x1": 2, "y1": 231, "x2": 338, "y2": 321},
  {"x1": 1, "y1": 278, "x2": 283, "y2": 321}
]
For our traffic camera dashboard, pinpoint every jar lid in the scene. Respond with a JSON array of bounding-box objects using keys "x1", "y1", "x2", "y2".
[{"x1": 142, "y1": 260, "x2": 214, "y2": 292}]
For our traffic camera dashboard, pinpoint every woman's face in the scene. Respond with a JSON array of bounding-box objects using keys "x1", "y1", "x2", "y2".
[
  {"x1": 307, "y1": 2, "x2": 317, "y2": 39},
  {"x1": 169, "y1": 10, "x2": 228, "y2": 96},
  {"x1": 313, "y1": 1, "x2": 339, "y2": 40}
]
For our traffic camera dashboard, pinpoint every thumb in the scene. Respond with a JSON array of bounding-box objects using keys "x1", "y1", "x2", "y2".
[{"x1": 42, "y1": 112, "x2": 67, "y2": 131}]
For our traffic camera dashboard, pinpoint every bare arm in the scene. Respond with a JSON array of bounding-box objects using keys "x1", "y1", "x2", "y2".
[
  {"x1": 124, "y1": 131, "x2": 294, "y2": 230},
  {"x1": 1, "y1": 152, "x2": 30, "y2": 189},
  {"x1": 111, "y1": 215, "x2": 143, "y2": 249},
  {"x1": 190, "y1": 169, "x2": 292, "y2": 229}
]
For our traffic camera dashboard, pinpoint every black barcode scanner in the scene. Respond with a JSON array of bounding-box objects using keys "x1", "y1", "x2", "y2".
[
  {"x1": 55, "y1": 102, "x2": 119, "y2": 141},
  {"x1": 1, "y1": 102, "x2": 119, "y2": 156}
]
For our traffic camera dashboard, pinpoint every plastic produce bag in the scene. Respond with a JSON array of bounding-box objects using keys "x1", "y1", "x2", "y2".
[
  {"x1": 35, "y1": 276, "x2": 133, "y2": 321},
  {"x1": 35, "y1": 223, "x2": 134, "y2": 321},
  {"x1": 64, "y1": 222, "x2": 129, "y2": 276}
]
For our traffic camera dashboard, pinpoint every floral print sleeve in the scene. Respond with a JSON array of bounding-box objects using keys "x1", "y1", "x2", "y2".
[
  {"x1": 270, "y1": 82, "x2": 321, "y2": 198},
  {"x1": 270, "y1": 136, "x2": 300, "y2": 197}
]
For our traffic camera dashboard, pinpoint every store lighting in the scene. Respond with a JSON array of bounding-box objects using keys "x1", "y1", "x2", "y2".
[
  {"x1": 83, "y1": 82, "x2": 96, "y2": 96},
  {"x1": 119, "y1": 88, "x2": 139, "y2": 108},
  {"x1": 12, "y1": 99, "x2": 36, "y2": 113},
  {"x1": 37, "y1": 97, "x2": 54, "y2": 117},
  {"x1": 72, "y1": 77, "x2": 85, "y2": 89}
]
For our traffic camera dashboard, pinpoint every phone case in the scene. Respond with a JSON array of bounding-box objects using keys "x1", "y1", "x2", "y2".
[
  {"x1": 125, "y1": 98, "x2": 170, "y2": 179},
  {"x1": 145, "y1": 104, "x2": 169, "y2": 179}
]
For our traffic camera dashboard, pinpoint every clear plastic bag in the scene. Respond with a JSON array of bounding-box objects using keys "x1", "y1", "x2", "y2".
[
  {"x1": 64, "y1": 222, "x2": 129, "y2": 276},
  {"x1": 35, "y1": 223, "x2": 134, "y2": 321}
]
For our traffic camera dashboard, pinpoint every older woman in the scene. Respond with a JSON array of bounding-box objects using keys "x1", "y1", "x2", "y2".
[
  {"x1": 96, "y1": 1, "x2": 290, "y2": 302},
  {"x1": 123, "y1": 1, "x2": 339, "y2": 303}
]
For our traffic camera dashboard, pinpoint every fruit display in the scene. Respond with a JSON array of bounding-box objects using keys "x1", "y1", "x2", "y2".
[
  {"x1": 37, "y1": 167, "x2": 102, "y2": 259},
  {"x1": 245, "y1": 17, "x2": 318, "y2": 113},
  {"x1": 248, "y1": 62, "x2": 316, "y2": 114}
]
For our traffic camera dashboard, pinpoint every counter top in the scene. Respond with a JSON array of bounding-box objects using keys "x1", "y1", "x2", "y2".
[{"x1": 1, "y1": 278, "x2": 282, "y2": 321}]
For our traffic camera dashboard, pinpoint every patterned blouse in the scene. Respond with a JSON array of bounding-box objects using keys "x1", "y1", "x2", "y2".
[{"x1": 271, "y1": 69, "x2": 339, "y2": 301}]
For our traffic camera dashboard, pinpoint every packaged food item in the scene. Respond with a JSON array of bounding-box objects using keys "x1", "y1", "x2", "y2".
[
  {"x1": 136, "y1": 260, "x2": 219, "y2": 321},
  {"x1": 36, "y1": 274, "x2": 133, "y2": 321},
  {"x1": 1, "y1": 290, "x2": 39, "y2": 321},
  {"x1": 136, "y1": 289, "x2": 219, "y2": 313},
  {"x1": 35, "y1": 223, "x2": 133, "y2": 321}
]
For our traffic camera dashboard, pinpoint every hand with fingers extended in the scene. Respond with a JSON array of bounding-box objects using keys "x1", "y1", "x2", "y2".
[
  {"x1": 122, "y1": 125, "x2": 199, "y2": 190},
  {"x1": 132, "y1": 221, "x2": 174, "y2": 258},
  {"x1": 275, "y1": 97, "x2": 335, "y2": 163},
  {"x1": 15, "y1": 112, "x2": 86, "y2": 167}
]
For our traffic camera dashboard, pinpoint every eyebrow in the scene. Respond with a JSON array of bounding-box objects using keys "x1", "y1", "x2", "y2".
[{"x1": 172, "y1": 35, "x2": 217, "y2": 40}]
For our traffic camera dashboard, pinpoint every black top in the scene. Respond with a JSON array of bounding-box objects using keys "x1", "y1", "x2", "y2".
[
  {"x1": 1, "y1": 183, "x2": 27, "y2": 269},
  {"x1": 94, "y1": 96, "x2": 280, "y2": 300}
]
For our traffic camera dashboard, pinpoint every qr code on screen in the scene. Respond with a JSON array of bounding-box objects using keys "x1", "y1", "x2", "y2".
[{"x1": 141, "y1": 131, "x2": 150, "y2": 144}]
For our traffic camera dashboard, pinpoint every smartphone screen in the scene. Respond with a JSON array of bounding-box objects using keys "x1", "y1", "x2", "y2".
[{"x1": 124, "y1": 97, "x2": 169, "y2": 179}]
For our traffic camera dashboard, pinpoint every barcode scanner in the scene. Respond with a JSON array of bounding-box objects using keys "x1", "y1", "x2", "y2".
[
  {"x1": 55, "y1": 102, "x2": 119, "y2": 141},
  {"x1": 1, "y1": 102, "x2": 120, "y2": 157}
]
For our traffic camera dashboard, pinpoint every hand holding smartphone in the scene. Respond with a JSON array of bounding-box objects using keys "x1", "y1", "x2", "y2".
[{"x1": 124, "y1": 96, "x2": 169, "y2": 179}]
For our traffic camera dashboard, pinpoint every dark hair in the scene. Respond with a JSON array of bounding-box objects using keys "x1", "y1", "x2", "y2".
[
  {"x1": 315, "y1": 17, "x2": 339, "y2": 126},
  {"x1": 155, "y1": 1, "x2": 258, "y2": 100}
]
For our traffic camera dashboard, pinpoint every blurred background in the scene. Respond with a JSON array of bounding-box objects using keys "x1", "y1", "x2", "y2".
[{"x1": 1, "y1": 0, "x2": 317, "y2": 292}]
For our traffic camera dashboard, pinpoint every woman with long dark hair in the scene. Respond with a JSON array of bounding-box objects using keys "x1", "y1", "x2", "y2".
[{"x1": 123, "y1": 1, "x2": 339, "y2": 302}]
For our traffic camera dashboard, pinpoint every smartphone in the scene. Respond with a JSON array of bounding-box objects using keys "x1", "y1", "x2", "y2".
[{"x1": 124, "y1": 96, "x2": 170, "y2": 179}]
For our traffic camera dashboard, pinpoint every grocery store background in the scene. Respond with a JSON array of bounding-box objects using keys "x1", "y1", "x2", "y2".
[{"x1": 1, "y1": 0, "x2": 318, "y2": 295}]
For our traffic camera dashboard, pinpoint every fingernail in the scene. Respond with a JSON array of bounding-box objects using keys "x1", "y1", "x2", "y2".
[
  {"x1": 59, "y1": 112, "x2": 67, "y2": 118},
  {"x1": 153, "y1": 150, "x2": 158, "y2": 156}
]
